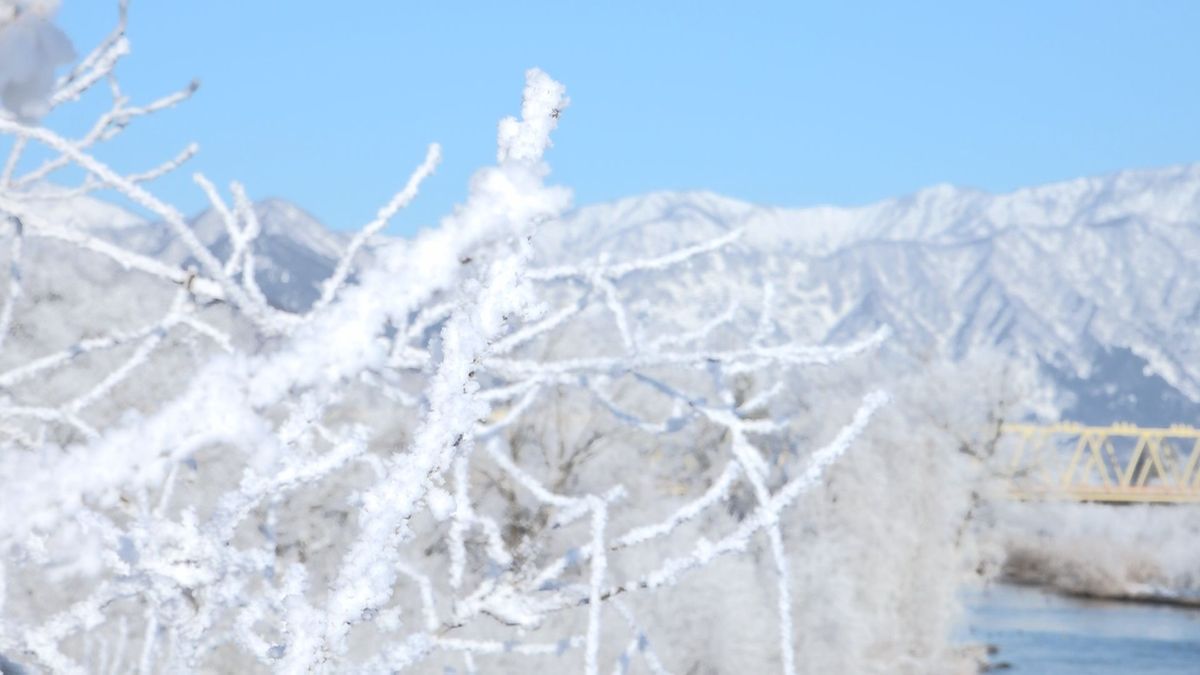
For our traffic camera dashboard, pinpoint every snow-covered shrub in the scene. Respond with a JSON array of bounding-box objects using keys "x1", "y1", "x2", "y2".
[
  {"x1": 987, "y1": 500, "x2": 1200, "y2": 605},
  {"x1": 0, "y1": 5, "x2": 1002, "y2": 674}
]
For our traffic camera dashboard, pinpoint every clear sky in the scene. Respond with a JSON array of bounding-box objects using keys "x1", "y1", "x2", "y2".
[{"x1": 48, "y1": 1, "x2": 1200, "y2": 235}]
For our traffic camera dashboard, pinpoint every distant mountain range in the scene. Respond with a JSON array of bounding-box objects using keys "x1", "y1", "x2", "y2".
[
  {"x1": 543, "y1": 166, "x2": 1200, "y2": 426},
  {"x1": 21, "y1": 164, "x2": 1200, "y2": 426}
]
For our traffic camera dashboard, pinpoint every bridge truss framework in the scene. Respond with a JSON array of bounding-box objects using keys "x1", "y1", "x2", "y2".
[{"x1": 1001, "y1": 423, "x2": 1200, "y2": 503}]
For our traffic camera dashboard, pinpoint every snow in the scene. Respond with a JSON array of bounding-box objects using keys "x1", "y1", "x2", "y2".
[
  {"x1": 7, "y1": 137, "x2": 1200, "y2": 671},
  {"x1": 546, "y1": 164, "x2": 1200, "y2": 423},
  {"x1": 0, "y1": 1, "x2": 73, "y2": 120},
  {"x1": 4, "y1": 4, "x2": 1200, "y2": 673}
]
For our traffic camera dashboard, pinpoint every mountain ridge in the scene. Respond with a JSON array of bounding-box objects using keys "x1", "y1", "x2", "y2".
[
  {"x1": 554, "y1": 162, "x2": 1200, "y2": 257},
  {"x1": 544, "y1": 163, "x2": 1200, "y2": 425},
  {"x1": 13, "y1": 162, "x2": 1200, "y2": 425}
]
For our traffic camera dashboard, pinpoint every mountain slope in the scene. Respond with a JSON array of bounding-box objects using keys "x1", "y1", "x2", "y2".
[
  {"x1": 13, "y1": 164, "x2": 1200, "y2": 425},
  {"x1": 543, "y1": 164, "x2": 1200, "y2": 425}
]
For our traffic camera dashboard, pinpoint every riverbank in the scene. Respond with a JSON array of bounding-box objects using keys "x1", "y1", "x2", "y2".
[{"x1": 980, "y1": 501, "x2": 1200, "y2": 607}]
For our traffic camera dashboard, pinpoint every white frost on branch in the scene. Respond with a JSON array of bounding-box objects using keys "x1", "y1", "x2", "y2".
[{"x1": 0, "y1": 6, "x2": 895, "y2": 673}]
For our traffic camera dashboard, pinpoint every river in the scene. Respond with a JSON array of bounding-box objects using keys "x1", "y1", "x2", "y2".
[{"x1": 965, "y1": 583, "x2": 1200, "y2": 673}]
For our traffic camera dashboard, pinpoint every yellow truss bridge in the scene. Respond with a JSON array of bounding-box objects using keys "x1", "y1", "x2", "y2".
[{"x1": 1000, "y1": 423, "x2": 1200, "y2": 503}]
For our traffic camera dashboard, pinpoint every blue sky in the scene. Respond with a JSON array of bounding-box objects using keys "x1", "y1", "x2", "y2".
[{"x1": 48, "y1": 1, "x2": 1200, "y2": 235}]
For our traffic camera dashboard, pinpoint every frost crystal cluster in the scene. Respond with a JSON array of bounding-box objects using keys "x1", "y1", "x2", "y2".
[{"x1": 0, "y1": 5, "x2": 897, "y2": 674}]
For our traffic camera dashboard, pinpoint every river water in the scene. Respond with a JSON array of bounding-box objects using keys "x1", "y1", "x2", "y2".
[{"x1": 965, "y1": 583, "x2": 1200, "y2": 673}]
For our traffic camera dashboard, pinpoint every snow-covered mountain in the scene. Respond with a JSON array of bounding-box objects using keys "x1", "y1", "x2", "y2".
[
  {"x1": 21, "y1": 164, "x2": 1200, "y2": 425},
  {"x1": 540, "y1": 164, "x2": 1200, "y2": 426},
  {"x1": 84, "y1": 197, "x2": 350, "y2": 313}
]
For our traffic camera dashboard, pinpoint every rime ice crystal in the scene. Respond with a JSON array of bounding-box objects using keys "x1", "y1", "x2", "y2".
[{"x1": 0, "y1": 5, "x2": 894, "y2": 674}]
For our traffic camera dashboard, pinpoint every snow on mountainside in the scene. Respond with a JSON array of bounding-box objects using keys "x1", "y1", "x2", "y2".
[
  {"x1": 145, "y1": 198, "x2": 349, "y2": 313},
  {"x1": 20, "y1": 164, "x2": 1200, "y2": 425},
  {"x1": 535, "y1": 164, "x2": 1200, "y2": 426},
  {"x1": 554, "y1": 163, "x2": 1200, "y2": 256},
  {"x1": 83, "y1": 197, "x2": 352, "y2": 313},
  {"x1": 15, "y1": 187, "x2": 146, "y2": 230}
]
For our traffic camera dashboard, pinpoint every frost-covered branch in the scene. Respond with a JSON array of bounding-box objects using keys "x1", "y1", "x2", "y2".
[
  {"x1": 0, "y1": 7, "x2": 894, "y2": 673},
  {"x1": 313, "y1": 142, "x2": 442, "y2": 312}
]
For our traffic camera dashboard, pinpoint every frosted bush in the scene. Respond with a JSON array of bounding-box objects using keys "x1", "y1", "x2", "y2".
[
  {"x1": 0, "y1": 5, "x2": 1001, "y2": 674},
  {"x1": 986, "y1": 500, "x2": 1200, "y2": 605}
]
